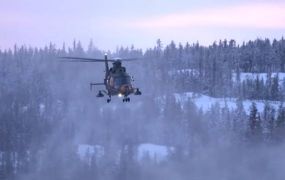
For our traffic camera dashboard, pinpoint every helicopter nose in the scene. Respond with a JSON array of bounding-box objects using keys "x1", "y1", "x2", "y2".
[{"x1": 120, "y1": 84, "x2": 131, "y2": 94}]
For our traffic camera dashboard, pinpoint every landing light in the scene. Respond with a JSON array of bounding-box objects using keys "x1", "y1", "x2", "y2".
[{"x1": 118, "y1": 93, "x2": 123, "y2": 98}]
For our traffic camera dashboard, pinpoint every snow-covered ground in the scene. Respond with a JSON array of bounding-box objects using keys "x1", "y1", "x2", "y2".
[
  {"x1": 174, "y1": 92, "x2": 281, "y2": 114},
  {"x1": 77, "y1": 143, "x2": 173, "y2": 163},
  {"x1": 77, "y1": 144, "x2": 104, "y2": 162},
  {"x1": 232, "y1": 72, "x2": 285, "y2": 83},
  {"x1": 168, "y1": 69, "x2": 199, "y2": 76},
  {"x1": 170, "y1": 69, "x2": 285, "y2": 84},
  {"x1": 137, "y1": 143, "x2": 174, "y2": 162}
]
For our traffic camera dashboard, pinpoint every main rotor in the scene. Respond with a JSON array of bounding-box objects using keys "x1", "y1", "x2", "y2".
[{"x1": 60, "y1": 54, "x2": 138, "y2": 63}]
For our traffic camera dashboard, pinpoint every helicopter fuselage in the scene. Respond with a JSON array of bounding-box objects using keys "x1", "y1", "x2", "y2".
[
  {"x1": 94, "y1": 59, "x2": 141, "y2": 102},
  {"x1": 106, "y1": 71, "x2": 134, "y2": 97}
]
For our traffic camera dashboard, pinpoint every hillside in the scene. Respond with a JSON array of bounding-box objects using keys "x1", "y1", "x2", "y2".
[{"x1": 1, "y1": 39, "x2": 285, "y2": 180}]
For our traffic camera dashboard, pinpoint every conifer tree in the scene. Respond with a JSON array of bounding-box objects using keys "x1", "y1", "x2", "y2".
[{"x1": 247, "y1": 102, "x2": 263, "y2": 142}]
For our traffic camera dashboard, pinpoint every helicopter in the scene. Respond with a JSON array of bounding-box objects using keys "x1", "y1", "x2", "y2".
[{"x1": 61, "y1": 54, "x2": 142, "y2": 103}]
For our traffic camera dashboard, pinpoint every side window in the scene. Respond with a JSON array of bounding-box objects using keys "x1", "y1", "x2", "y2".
[
  {"x1": 114, "y1": 77, "x2": 121, "y2": 88},
  {"x1": 110, "y1": 77, "x2": 114, "y2": 87}
]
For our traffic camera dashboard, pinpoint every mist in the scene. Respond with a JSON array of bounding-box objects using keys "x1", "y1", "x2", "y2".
[{"x1": 1, "y1": 39, "x2": 285, "y2": 180}]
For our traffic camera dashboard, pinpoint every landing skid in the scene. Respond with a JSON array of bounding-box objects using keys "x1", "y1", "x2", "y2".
[
  {"x1": 134, "y1": 88, "x2": 142, "y2": 95},
  {"x1": 123, "y1": 97, "x2": 130, "y2": 102},
  {"x1": 107, "y1": 95, "x2": 111, "y2": 103},
  {"x1": 98, "y1": 92, "x2": 132, "y2": 103}
]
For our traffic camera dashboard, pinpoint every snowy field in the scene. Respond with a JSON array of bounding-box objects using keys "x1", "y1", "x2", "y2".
[
  {"x1": 137, "y1": 143, "x2": 174, "y2": 162},
  {"x1": 174, "y1": 92, "x2": 281, "y2": 114},
  {"x1": 78, "y1": 143, "x2": 173, "y2": 163},
  {"x1": 168, "y1": 69, "x2": 199, "y2": 76},
  {"x1": 232, "y1": 72, "x2": 285, "y2": 83},
  {"x1": 77, "y1": 144, "x2": 104, "y2": 160},
  {"x1": 170, "y1": 69, "x2": 285, "y2": 84}
]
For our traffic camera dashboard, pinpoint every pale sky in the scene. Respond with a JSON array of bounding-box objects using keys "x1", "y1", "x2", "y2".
[{"x1": 0, "y1": 0, "x2": 285, "y2": 51}]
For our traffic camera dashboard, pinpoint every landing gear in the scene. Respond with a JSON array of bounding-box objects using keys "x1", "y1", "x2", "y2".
[
  {"x1": 107, "y1": 95, "x2": 111, "y2": 103},
  {"x1": 96, "y1": 90, "x2": 104, "y2": 97},
  {"x1": 134, "y1": 88, "x2": 142, "y2": 95},
  {"x1": 123, "y1": 97, "x2": 130, "y2": 102}
]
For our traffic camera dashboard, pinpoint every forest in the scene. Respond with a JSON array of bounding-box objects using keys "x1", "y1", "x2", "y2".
[{"x1": 0, "y1": 38, "x2": 285, "y2": 180}]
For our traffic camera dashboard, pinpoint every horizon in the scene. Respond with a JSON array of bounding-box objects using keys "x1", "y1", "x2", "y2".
[{"x1": 1, "y1": 36, "x2": 284, "y2": 53}]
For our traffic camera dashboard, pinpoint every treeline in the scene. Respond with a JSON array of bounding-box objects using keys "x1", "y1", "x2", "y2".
[
  {"x1": 144, "y1": 38, "x2": 285, "y2": 99},
  {"x1": 1, "y1": 38, "x2": 285, "y2": 100},
  {"x1": 0, "y1": 38, "x2": 285, "y2": 179}
]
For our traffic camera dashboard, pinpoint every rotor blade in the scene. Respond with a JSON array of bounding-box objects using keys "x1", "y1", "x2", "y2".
[
  {"x1": 118, "y1": 58, "x2": 139, "y2": 62},
  {"x1": 59, "y1": 56, "x2": 141, "y2": 63},
  {"x1": 60, "y1": 59, "x2": 105, "y2": 62},
  {"x1": 59, "y1": 56, "x2": 116, "y2": 62}
]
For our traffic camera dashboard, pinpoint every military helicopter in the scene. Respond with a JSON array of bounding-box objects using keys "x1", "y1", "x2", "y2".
[{"x1": 61, "y1": 54, "x2": 142, "y2": 103}]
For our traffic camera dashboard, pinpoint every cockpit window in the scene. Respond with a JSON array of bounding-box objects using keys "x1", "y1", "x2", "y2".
[{"x1": 114, "y1": 76, "x2": 130, "y2": 87}]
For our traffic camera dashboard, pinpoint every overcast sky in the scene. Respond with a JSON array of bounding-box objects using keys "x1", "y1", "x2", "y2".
[{"x1": 1, "y1": 0, "x2": 285, "y2": 51}]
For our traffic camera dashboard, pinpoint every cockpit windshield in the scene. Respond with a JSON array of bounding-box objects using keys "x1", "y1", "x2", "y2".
[{"x1": 114, "y1": 75, "x2": 131, "y2": 87}]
